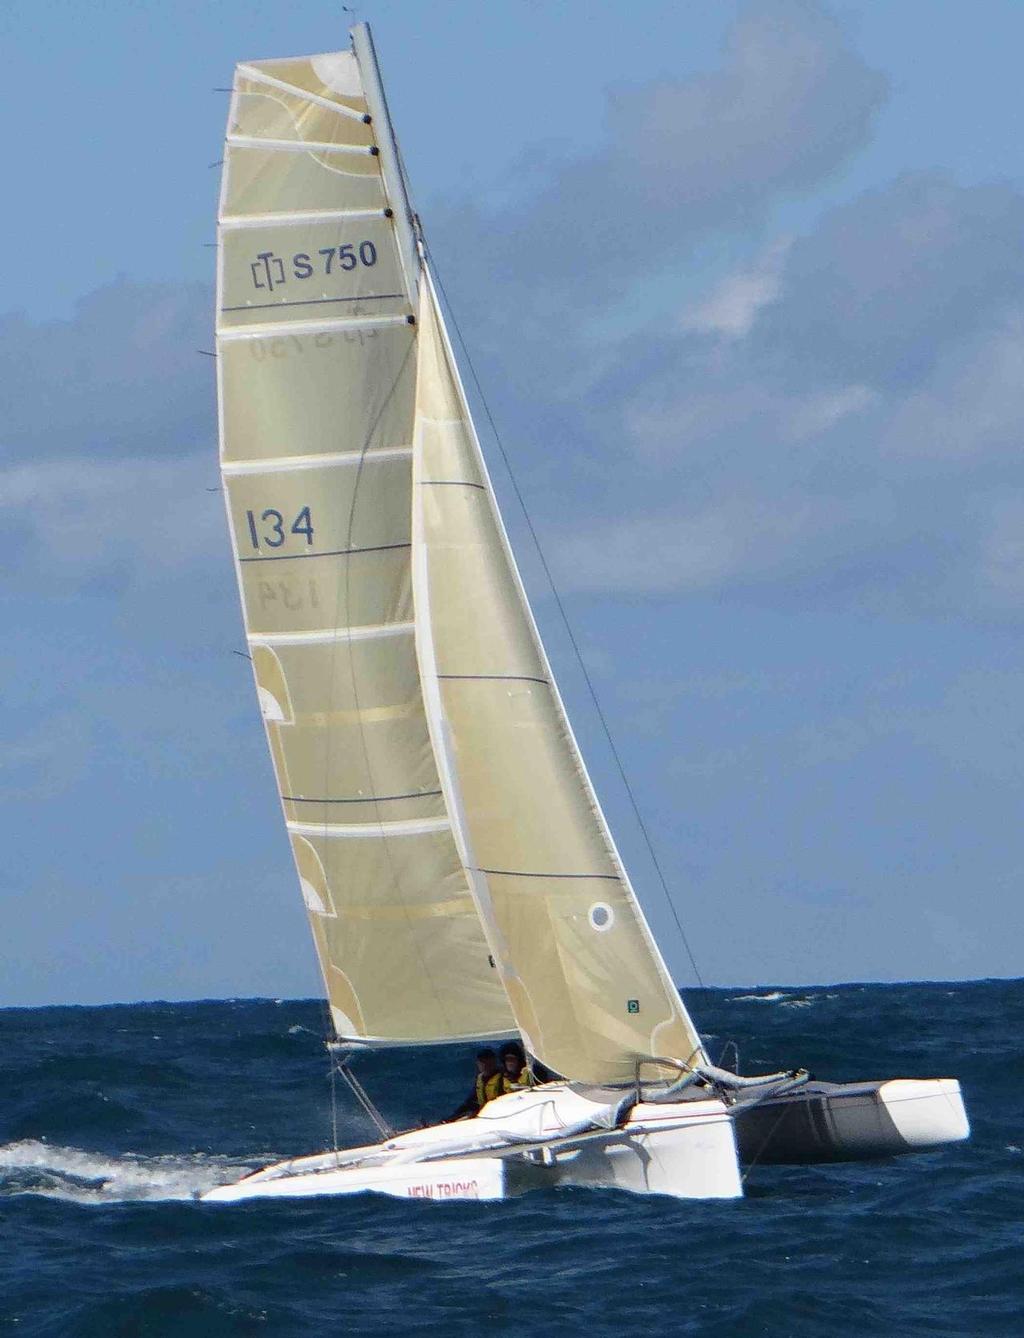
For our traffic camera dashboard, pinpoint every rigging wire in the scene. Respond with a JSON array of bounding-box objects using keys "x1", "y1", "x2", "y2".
[
  {"x1": 333, "y1": 1052, "x2": 395, "y2": 1141},
  {"x1": 329, "y1": 1032, "x2": 340, "y2": 1155},
  {"x1": 739, "y1": 1104, "x2": 791, "y2": 1185},
  {"x1": 423, "y1": 244, "x2": 707, "y2": 992}
]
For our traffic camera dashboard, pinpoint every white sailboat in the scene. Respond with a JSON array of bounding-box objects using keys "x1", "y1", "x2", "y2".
[{"x1": 203, "y1": 24, "x2": 968, "y2": 1205}]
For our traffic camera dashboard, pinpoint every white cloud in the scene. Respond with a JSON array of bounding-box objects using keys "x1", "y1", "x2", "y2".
[
  {"x1": 433, "y1": 0, "x2": 887, "y2": 341},
  {"x1": 0, "y1": 453, "x2": 222, "y2": 588},
  {"x1": 540, "y1": 171, "x2": 1024, "y2": 617},
  {"x1": 786, "y1": 383, "x2": 879, "y2": 440},
  {"x1": 976, "y1": 498, "x2": 1024, "y2": 604},
  {"x1": 553, "y1": 495, "x2": 850, "y2": 596},
  {"x1": 681, "y1": 241, "x2": 789, "y2": 339},
  {"x1": 880, "y1": 313, "x2": 1024, "y2": 461},
  {"x1": 0, "y1": 278, "x2": 212, "y2": 465}
]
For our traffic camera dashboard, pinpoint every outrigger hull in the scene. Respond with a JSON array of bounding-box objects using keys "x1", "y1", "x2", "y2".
[
  {"x1": 731, "y1": 1076, "x2": 969, "y2": 1165},
  {"x1": 202, "y1": 1085, "x2": 743, "y2": 1204}
]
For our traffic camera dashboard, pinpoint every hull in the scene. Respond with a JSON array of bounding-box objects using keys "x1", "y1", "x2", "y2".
[
  {"x1": 732, "y1": 1077, "x2": 969, "y2": 1165},
  {"x1": 205, "y1": 1155, "x2": 511, "y2": 1203},
  {"x1": 202, "y1": 1084, "x2": 742, "y2": 1204}
]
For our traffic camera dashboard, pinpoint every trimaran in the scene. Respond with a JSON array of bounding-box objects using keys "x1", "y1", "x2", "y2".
[{"x1": 203, "y1": 24, "x2": 969, "y2": 1204}]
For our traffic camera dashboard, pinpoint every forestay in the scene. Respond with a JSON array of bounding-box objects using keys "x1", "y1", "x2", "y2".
[{"x1": 216, "y1": 51, "x2": 513, "y2": 1045}]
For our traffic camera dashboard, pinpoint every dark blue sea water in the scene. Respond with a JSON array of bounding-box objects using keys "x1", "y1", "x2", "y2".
[{"x1": 1, "y1": 980, "x2": 1020, "y2": 1336}]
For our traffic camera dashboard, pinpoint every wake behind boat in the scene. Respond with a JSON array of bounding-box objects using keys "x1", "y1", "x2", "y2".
[{"x1": 203, "y1": 22, "x2": 967, "y2": 1205}]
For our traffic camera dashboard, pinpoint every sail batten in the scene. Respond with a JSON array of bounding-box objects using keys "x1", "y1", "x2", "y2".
[
  {"x1": 237, "y1": 542, "x2": 411, "y2": 563},
  {"x1": 221, "y1": 208, "x2": 391, "y2": 230},
  {"x1": 224, "y1": 446, "x2": 412, "y2": 476},
  {"x1": 226, "y1": 136, "x2": 378, "y2": 154},
  {"x1": 221, "y1": 295, "x2": 407, "y2": 318},
  {"x1": 248, "y1": 622, "x2": 415, "y2": 647},
  {"x1": 218, "y1": 314, "x2": 412, "y2": 342},
  {"x1": 286, "y1": 817, "x2": 451, "y2": 839}
]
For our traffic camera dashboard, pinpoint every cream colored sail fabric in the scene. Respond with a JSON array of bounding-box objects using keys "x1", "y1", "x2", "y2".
[
  {"x1": 217, "y1": 51, "x2": 512, "y2": 1044},
  {"x1": 412, "y1": 278, "x2": 706, "y2": 1084}
]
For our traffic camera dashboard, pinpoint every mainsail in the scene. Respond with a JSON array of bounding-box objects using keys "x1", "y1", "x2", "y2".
[
  {"x1": 216, "y1": 28, "x2": 707, "y2": 1083},
  {"x1": 216, "y1": 47, "x2": 512, "y2": 1045}
]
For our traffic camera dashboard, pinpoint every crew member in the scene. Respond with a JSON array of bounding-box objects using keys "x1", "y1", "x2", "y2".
[
  {"x1": 498, "y1": 1041, "x2": 530, "y2": 1092},
  {"x1": 447, "y1": 1048, "x2": 503, "y2": 1120}
]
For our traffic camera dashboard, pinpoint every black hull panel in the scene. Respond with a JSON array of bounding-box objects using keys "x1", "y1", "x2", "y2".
[{"x1": 732, "y1": 1078, "x2": 969, "y2": 1165}]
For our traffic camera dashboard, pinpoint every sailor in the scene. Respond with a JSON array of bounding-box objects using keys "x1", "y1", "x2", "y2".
[
  {"x1": 447, "y1": 1048, "x2": 503, "y2": 1120},
  {"x1": 498, "y1": 1041, "x2": 530, "y2": 1093}
]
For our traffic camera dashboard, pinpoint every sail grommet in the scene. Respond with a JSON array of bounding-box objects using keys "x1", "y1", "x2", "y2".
[
  {"x1": 589, "y1": 902, "x2": 615, "y2": 932},
  {"x1": 406, "y1": 315, "x2": 416, "y2": 325},
  {"x1": 362, "y1": 113, "x2": 373, "y2": 124},
  {"x1": 384, "y1": 208, "x2": 394, "y2": 218},
  {"x1": 369, "y1": 145, "x2": 380, "y2": 156}
]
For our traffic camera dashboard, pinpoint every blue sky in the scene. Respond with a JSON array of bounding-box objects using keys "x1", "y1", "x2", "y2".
[{"x1": 3, "y1": 0, "x2": 1023, "y2": 1005}]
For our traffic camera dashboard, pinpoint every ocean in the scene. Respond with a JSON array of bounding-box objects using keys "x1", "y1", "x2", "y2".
[{"x1": 1, "y1": 979, "x2": 1019, "y2": 1336}]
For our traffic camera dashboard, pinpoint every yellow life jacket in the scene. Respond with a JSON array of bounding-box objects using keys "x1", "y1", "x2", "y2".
[
  {"x1": 498, "y1": 1066, "x2": 531, "y2": 1094},
  {"x1": 475, "y1": 1071, "x2": 504, "y2": 1108}
]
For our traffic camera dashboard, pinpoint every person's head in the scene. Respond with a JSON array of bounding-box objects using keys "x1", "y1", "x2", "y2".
[
  {"x1": 499, "y1": 1042, "x2": 525, "y2": 1076},
  {"x1": 475, "y1": 1048, "x2": 498, "y2": 1077}
]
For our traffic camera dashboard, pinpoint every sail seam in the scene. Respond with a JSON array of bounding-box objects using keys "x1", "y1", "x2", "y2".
[
  {"x1": 236, "y1": 66, "x2": 369, "y2": 123},
  {"x1": 419, "y1": 480, "x2": 486, "y2": 490},
  {"x1": 224, "y1": 447, "x2": 411, "y2": 475},
  {"x1": 221, "y1": 293, "x2": 404, "y2": 314},
  {"x1": 473, "y1": 868, "x2": 621, "y2": 881},
  {"x1": 283, "y1": 790, "x2": 442, "y2": 804},
  {"x1": 239, "y1": 542, "x2": 409, "y2": 563},
  {"x1": 437, "y1": 673, "x2": 550, "y2": 686}
]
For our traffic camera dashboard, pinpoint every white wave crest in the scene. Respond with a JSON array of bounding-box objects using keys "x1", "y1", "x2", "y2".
[
  {"x1": 0, "y1": 1139, "x2": 257, "y2": 1205},
  {"x1": 727, "y1": 991, "x2": 789, "y2": 1003}
]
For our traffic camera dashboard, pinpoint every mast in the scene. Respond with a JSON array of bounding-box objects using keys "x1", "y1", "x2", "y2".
[
  {"x1": 351, "y1": 21, "x2": 526, "y2": 1045},
  {"x1": 350, "y1": 23, "x2": 420, "y2": 303}
]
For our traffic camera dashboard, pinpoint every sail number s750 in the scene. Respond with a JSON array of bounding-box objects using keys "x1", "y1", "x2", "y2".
[
  {"x1": 246, "y1": 506, "x2": 314, "y2": 550},
  {"x1": 250, "y1": 242, "x2": 378, "y2": 292}
]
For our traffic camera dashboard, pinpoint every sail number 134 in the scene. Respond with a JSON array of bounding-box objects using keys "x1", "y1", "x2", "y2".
[{"x1": 246, "y1": 506, "x2": 314, "y2": 550}]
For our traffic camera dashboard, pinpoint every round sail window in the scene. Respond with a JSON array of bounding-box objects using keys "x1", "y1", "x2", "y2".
[{"x1": 589, "y1": 902, "x2": 614, "y2": 932}]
